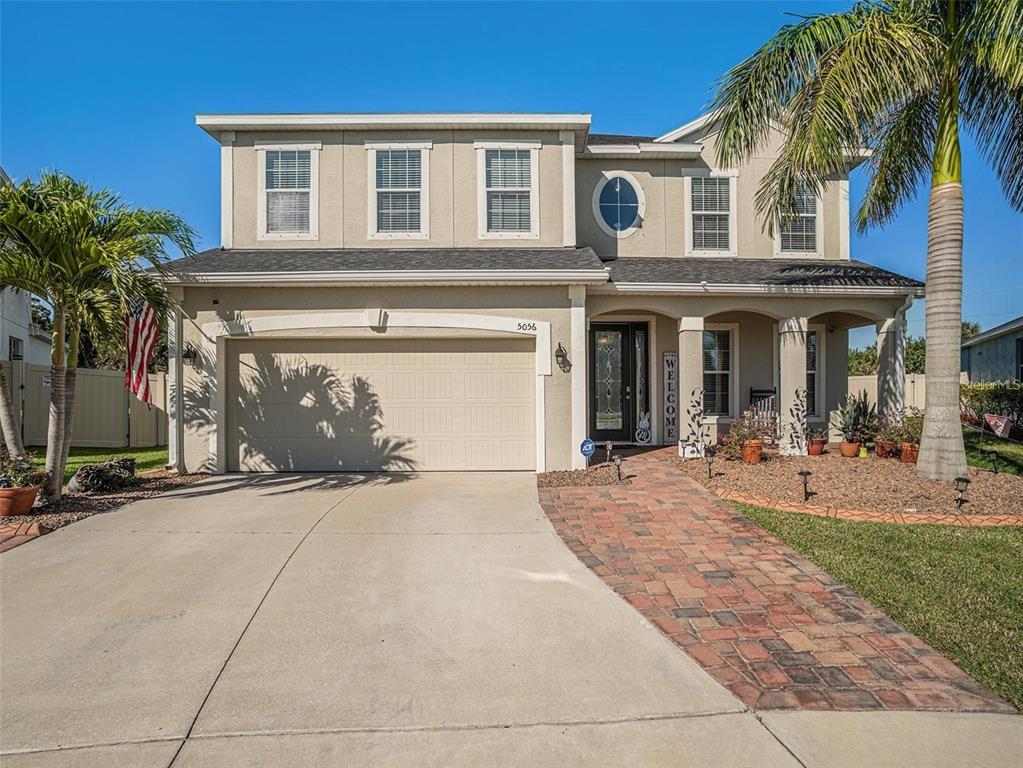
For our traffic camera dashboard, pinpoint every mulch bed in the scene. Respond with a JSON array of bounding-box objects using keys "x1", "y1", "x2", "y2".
[
  {"x1": 538, "y1": 462, "x2": 630, "y2": 488},
  {"x1": 674, "y1": 451, "x2": 1023, "y2": 517},
  {"x1": 3, "y1": 471, "x2": 207, "y2": 531}
]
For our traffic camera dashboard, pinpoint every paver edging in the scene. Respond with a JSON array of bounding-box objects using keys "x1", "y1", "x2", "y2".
[
  {"x1": 0, "y1": 520, "x2": 52, "y2": 553},
  {"x1": 713, "y1": 488, "x2": 1023, "y2": 527}
]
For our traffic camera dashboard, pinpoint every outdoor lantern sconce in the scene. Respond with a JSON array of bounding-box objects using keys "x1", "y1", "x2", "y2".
[
  {"x1": 181, "y1": 344, "x2": 199, "y2": 367},
  {"x1": 798, "y1": 469, "x2": 812, "y2": 502},
  {"x1": 954, "y1": 476, "x2": 971, "y2": 510},
  {"x1": 614, "y1": 455, "x2": 623, "y2": 483},
  {"x1": 987, "y1": 450, "x2": 999, "y2": 474},
  {"x1": 554, "y1": 342, "x2": 571, "y2": 372}
]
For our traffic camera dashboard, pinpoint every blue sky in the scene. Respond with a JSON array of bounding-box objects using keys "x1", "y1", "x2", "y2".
[{"x1": 3, "y1": 1, "x2": 1020, "y2": 347}]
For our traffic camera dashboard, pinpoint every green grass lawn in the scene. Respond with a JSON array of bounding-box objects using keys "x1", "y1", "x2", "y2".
[
  {"x1": 737, "y1": 503, "x2": 1023, "y2": 710},
  {"x1": 29, "y1": 446, "x2": 168, "y2": 483},
  {"x1": 964, "y1": 425, "x2": 1023, "y2": 476}
]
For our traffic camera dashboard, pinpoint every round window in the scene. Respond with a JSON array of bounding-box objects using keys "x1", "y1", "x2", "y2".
[{"x1": 596, "y1": 175, "x2": 641, "y2": 234}]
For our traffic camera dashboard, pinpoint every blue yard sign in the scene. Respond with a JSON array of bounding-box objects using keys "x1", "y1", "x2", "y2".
[{"x1": 580, "y1": 439, "x2": 596, "y2": 458}]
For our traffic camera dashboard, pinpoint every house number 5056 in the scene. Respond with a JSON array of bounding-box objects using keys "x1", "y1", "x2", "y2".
[{"x1": 517, "y1": 322, "x2": 537, "y2": 331}]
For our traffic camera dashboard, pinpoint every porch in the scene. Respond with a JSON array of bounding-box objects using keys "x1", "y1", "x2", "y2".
[{"x1": 580, "y1": 293, "x2": 912, "y2": 464}]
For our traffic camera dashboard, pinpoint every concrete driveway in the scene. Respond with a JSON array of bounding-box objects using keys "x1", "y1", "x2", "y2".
[{"x1": 1, "y1": 473, "x2": 1019, "y2": 767}]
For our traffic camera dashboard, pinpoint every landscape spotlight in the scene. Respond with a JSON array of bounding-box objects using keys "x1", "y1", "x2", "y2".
[
  {"x1": 797, "y1": 469, "x2": 812, "y2": 502},
  {"x1": 987, "y1": 450, "x2": 998, "y2": 474},
  {"x1": 954, "y1": 476, "x2": 971, "y2": 510}
]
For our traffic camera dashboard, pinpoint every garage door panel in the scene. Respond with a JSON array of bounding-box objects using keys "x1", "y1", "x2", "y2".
[{"x1": 227, "y1": 338, "x2": 534, "y2": 472}]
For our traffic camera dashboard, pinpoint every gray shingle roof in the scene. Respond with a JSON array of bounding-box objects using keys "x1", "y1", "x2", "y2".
[
  {"x1": 586, "y1": 133, "x2": 657, "y2": 146},
  {"x1": 163, "y1": 247, "x2": 606, "y2": 274},
  {"x1": 605, "y1": 257, "x2": 923, "y2": 289}
]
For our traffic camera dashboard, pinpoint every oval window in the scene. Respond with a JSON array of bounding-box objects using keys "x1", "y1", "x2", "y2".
[{"x1": 598, "y1": 176, "x2": 640, "y2": 232}]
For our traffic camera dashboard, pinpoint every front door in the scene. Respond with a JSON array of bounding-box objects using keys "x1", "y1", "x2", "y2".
[{"x1": 589, "y1": 323, "x2": 650, "y2": 445}]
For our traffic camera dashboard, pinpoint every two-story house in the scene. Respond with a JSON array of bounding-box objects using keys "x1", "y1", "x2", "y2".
[{"x1": 162, "y1": 112, "x2": 922, "y2": 474}]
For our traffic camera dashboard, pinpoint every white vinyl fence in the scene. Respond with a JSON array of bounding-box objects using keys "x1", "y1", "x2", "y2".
[
  {"x1": 0, "y1": 361, "x2": 166, "y2": 449},
  {"x1": 847, "y1": 372, "x2": 969, "y2": 411}
]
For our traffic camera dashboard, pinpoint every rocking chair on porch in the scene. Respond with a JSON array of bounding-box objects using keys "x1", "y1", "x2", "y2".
[{"x1": 749, "y1": 388, "x2": 779, "y2": 443}]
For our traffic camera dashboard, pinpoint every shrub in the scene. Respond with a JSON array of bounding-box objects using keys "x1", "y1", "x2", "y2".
[
  {"x1": 67, "y1": 458, "x2": 137, "y2": 494},
  {"x1": 830, "y1": 391, "x2": 879, "y2": 443},
  {"x1": 961, "y1": 381, "x2": 1023, "y2": 436},
  {"x1": 0, "y1": 449, "x2": 48, "y2": 488}
]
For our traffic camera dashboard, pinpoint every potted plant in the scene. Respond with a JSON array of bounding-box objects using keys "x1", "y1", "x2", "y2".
[
  {"x1": 0, "y1": 451, "x2": 48, "y2": 517},
  {"x1": 874, "y1": 418, "x2": 901, "y2": 459},
  {"x1": 830, "y1": 392, "x2": 877, "y2": 458},
  {"x1": 899, "y1": 408, "x2": 923, "y2": 464},
  {"x1": 727, "y1": 412, "x2": 768, "y2": 464},
  {"x1": 807, "y1": 425, "x2": 828, "y2": 455}
]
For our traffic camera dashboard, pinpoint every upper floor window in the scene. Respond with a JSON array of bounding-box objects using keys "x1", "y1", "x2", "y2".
[
  {"x1": 778, "y1": 183, "x2": 820, "y2": 254},
  {"x1": 592, "y1": 172, "x2": 645, "y2": 238},
  {"x1": 475, "y1": 141, "x2": 539, "y2": 239},
  {"x1": 257, "y1": 142, "x2": 320, "y2": 240},
  {"x1": 367, "y1": 142, "x2": 431, "y2": 239},
  {"x1": 685, "y1": 173, "x2": 737, "y2": 257}
]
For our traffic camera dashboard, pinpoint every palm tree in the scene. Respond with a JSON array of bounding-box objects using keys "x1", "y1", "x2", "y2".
[
  {"x1": 708, "y1": 0, "x2": 1021, "y2": 480},
  {"x1": 0, "y1": 173, "x2": 195, "y2": 498}
]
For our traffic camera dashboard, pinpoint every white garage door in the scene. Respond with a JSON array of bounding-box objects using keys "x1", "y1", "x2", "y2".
[{"x1": 226, "y1": 337, "x2": 535, "y2": 472}]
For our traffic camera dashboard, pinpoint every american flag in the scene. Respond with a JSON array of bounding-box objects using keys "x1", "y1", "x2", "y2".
[{"x1": 125, "y1": 301, "x2": 159, "y2": 405}]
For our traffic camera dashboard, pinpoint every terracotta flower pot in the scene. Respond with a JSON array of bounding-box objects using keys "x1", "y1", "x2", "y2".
[
  {"x1": 0, "y1": 485, "x2": 41, "y2": 517},
  {"x1": 875, "y1": 439, "x2": 897, "y2": 459},
  {"x1": 808, "y1": 437, "x2": 827, "y2": 456},
  {"x1": 741, "y1": 440, "x2": 763, "y2": 464},
  {"x1": 899, "y1": 442, "x2": 919, "y2": 464},
  {"x1": 839, "y1": 441, "x2": 860, "y2": 458}
]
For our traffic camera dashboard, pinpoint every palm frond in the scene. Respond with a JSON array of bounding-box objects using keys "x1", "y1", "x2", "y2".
[{"x1": 855, "y1": 91, "x2": 937, "y2": 229}]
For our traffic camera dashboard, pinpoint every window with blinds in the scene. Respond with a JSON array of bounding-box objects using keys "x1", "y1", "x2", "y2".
[
  {"x1": 702, "y1": 329, "x2": 732, "y2": 417},
  {"x1": 265, "y1": 150, "x2": 311, "y2": 234},
  {"x1": 376, "y1": 149, "x2": 422, "y2": 233},
  {"x1": 806, "y1": 330, "x2": 818, "y2": 416},
  {"x1": 485, "y1": 149, "x2": 531, "y2": 232},
  {"x1": 779, "y1": 184, "x2": 818, "y2": 252},
  {"x1": 691, "y1": 177, "x2": 730, "y2": 250}
]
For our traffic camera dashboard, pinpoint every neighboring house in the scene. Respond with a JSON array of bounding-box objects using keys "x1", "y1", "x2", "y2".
[
  {"x1": 961, "y1": 316, "x2": 1023, "y2": 383},
  {"x1": 162, "y1": 111, "x2": 922, "y2": 474}
]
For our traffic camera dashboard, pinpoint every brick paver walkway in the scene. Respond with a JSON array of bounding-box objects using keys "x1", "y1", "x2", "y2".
[
  {"x1": 0, "y1": 520, "x2": 50, "y2": 553},
  {"x1": 538, "y1": 448, "x2": 1015, "y2": 713}
]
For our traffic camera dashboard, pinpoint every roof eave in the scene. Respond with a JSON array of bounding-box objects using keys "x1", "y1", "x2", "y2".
[
  {"x1": 593, "y1": 282, "x2": 924, "y2": 297},
  {"x1": 159, "y1": 269, "x2": 611, "y2": 287}
]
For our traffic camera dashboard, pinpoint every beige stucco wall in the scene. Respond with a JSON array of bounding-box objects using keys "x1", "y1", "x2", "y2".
[
  {"x1": 229, "y1": 130, "x2": 565, "y2": 250},
  {"x1": 178, "y1": 285, "x2": 575, "y2": 473},
  {"x1": 578, "y1": 126, "x2": 847, "y2": 261}
]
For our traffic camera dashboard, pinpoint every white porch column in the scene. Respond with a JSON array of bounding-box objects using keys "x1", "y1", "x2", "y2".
[
  {"x1": 678, "y1": 316, "x2": 706, "y2": 458},
  {"x1": 876, "y1": 310, "x2": 907, "y2": 419},
  {"x1": 569, "y1": 285, "x2": 587, "y2": 468},
  {"x1": 779, "y1": 316, "x2": 809, "y2": 456}
]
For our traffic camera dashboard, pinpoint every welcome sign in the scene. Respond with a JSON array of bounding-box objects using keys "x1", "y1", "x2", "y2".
[{"x1": 663, "y1": 351, "x2": 678, "y2": 444}]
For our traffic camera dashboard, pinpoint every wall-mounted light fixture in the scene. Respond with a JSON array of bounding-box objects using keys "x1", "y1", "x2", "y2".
[
  {"x1": 181, "y1": 344, "x2": 199, "y2": 367},
  {"x1": 554, "y1": 342, "x2": 570, "y2": 372}
]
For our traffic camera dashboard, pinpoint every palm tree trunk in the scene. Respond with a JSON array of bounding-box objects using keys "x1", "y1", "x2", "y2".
[
  {"x1": 59, "y1": 322, "x2": 80, "y2": 485},
  {"x1": 918, "y1": 0, "x2": 968, "y2": 481},
  {"x1": 0, "y1": 362, "x2": 25, "y2": 457},
  {"x1": 44, "y1": 310, "x2": 66, "y2": 499}
]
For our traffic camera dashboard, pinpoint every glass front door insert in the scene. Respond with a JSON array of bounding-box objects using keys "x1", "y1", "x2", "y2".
[{"x1": 589, "y1": 323, "x2": 650, "y2": 444}]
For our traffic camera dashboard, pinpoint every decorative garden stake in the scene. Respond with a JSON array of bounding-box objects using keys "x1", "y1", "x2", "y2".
[
  {"x1": 987, "y1": 450, "x2": 998, "y2": 474},
  {"x1": 798, "y1": 469, "x2": 812, "y2": 502},
  {"x1": 954, "y1": 476, "x2": 971, "y2": 510}
]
